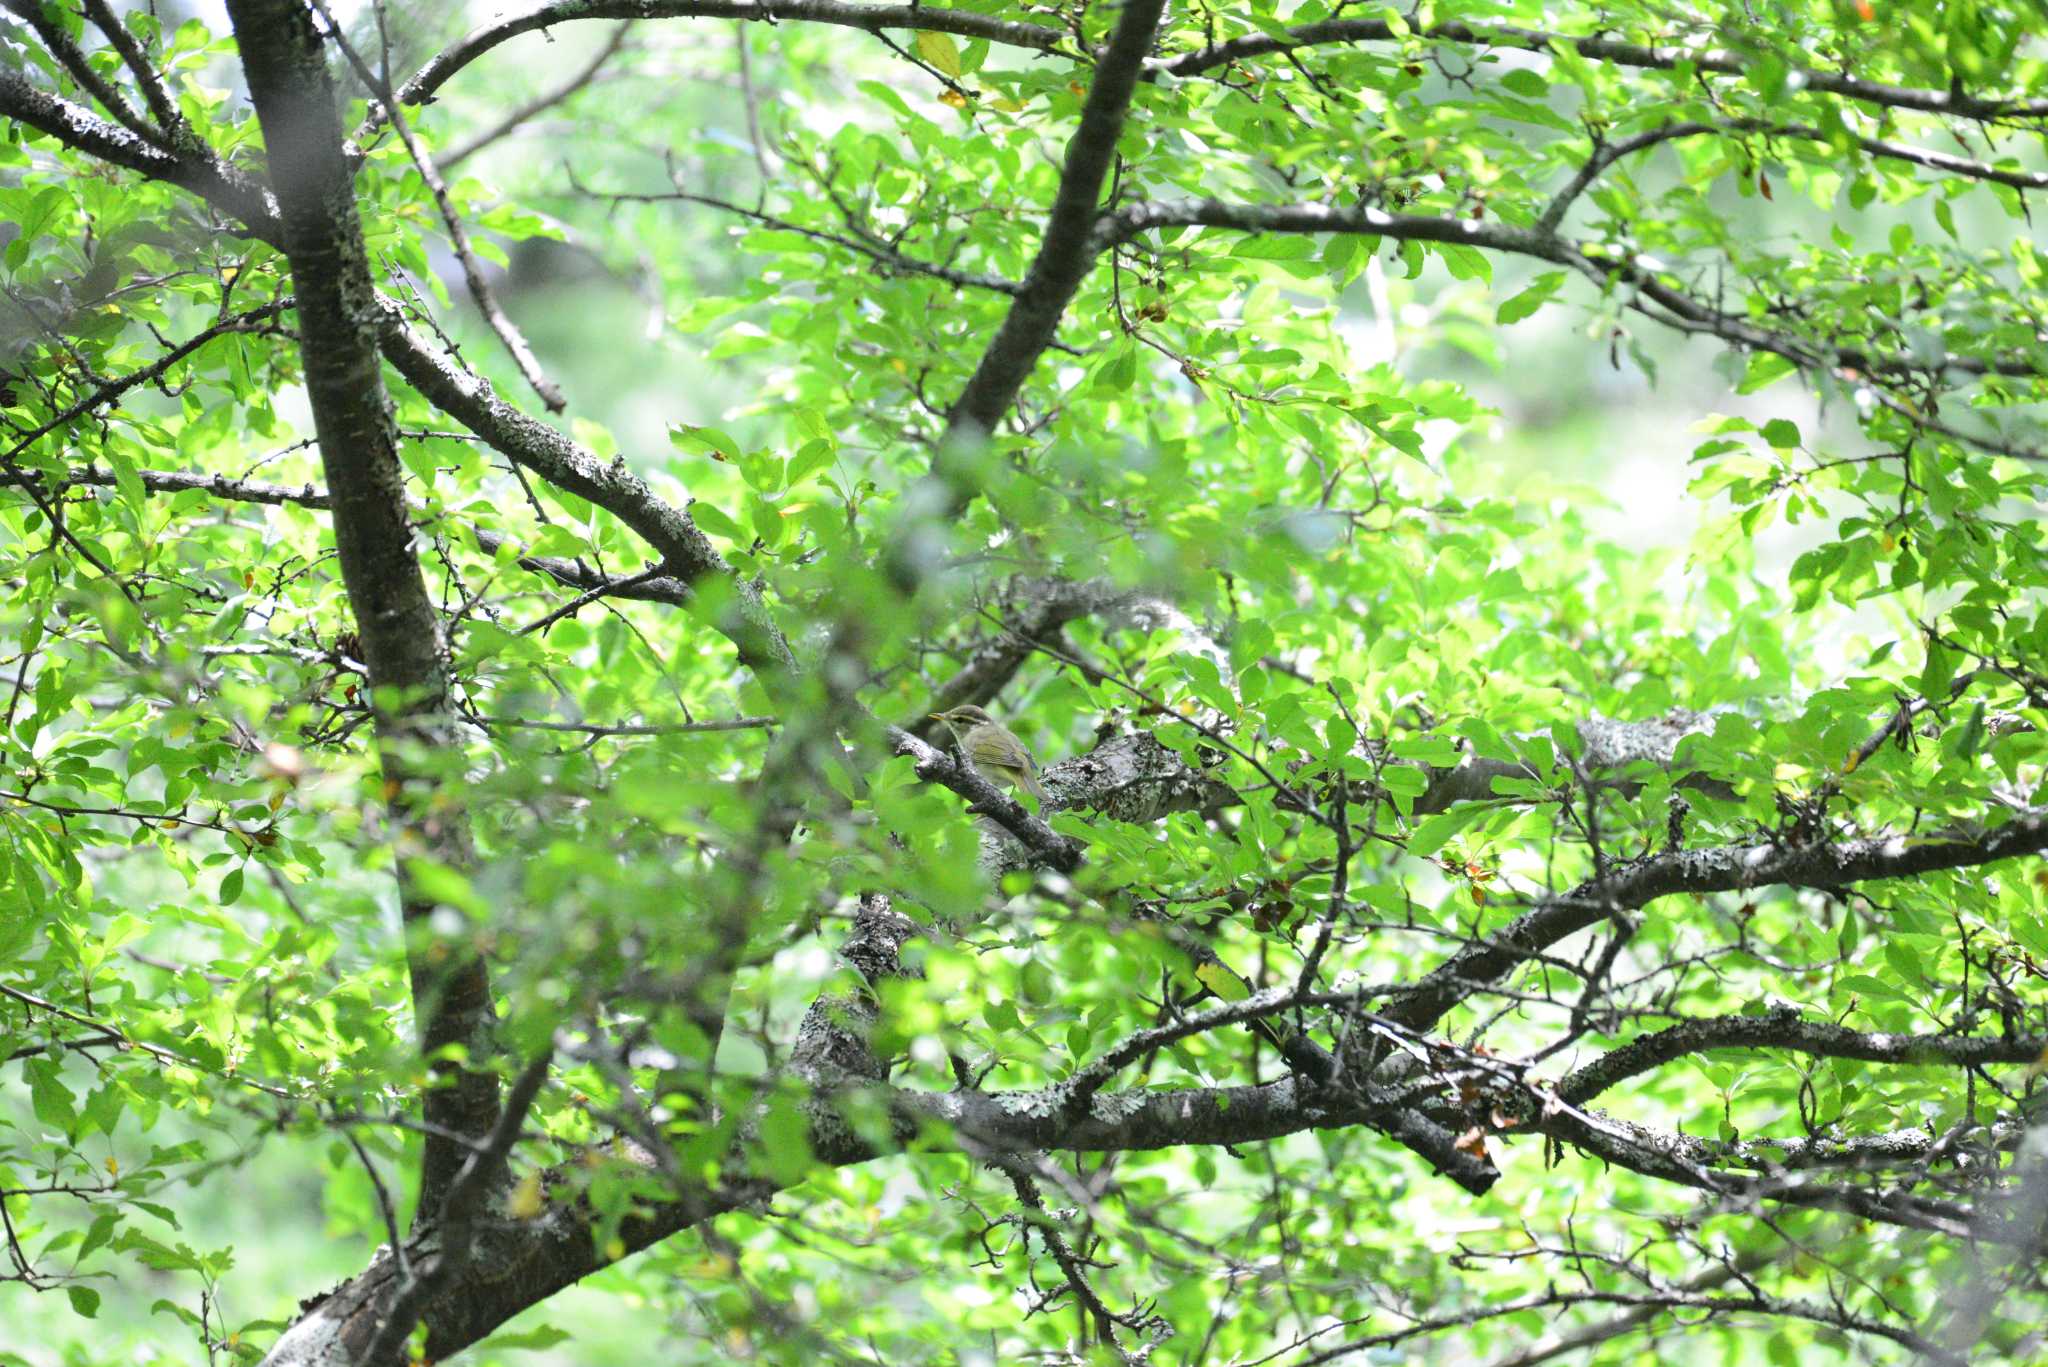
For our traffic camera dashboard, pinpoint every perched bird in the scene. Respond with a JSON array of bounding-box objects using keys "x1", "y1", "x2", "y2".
[{"x1": 930, "y1": 704, "x2": 1049, "y2": 805}]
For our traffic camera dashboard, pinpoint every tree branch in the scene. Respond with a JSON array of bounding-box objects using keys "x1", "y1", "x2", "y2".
[
  {"x1": 1, "y1": 0, "x2": 164, "y2": 149},
  {"x1": 0, "y1": 62, "x2": 279, "y2": 233},
  {"x1": 372, "y1": 303, "x2": 797, "y2": 678},
  {"x1": 439, "y1": 20, "x2": 635, "y2": 170},
  {"x1": 1155, "y1": 17, "x2": 2048, "y2": 121},
  {"x1": 940, "y1": 0, "x2": 1165, "y2": 448},
  {"x1": 360, "y1": 1050, "x2": 554, "y2": 1365},
  {"x1": 367, "y1": 0, "x2": 1072, "y2": 144},
  {"x1": 1110, "y1": 200, "x2": 2040, "y2": 385},
  {"x1": 1522, "y1": 1102, "x2": 2000, "y2": 1245},
  {"x1": 314, "y1": 2, "x2": 565, "y2": 412},
  {"x1": 79, "y1": 0, "x2": 188, "y2": 140},
  {"x1": 1558, "y1": 1013, "x2": 2048, "y2": 1106},
  {"x1": 224, "y1": 0, "x2": 499, "y2": 1217},
  {"x1": 0, "y1": 301, "x2": 294, "y2": 469},
  {"x1": 1385, "y1": 808, "x2": 2048, "y2": 1038}
]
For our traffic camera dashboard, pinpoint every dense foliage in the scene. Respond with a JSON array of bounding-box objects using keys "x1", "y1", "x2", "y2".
[{"x1": 4, "y1": 0, "x2": 2048, "y2": 1363}]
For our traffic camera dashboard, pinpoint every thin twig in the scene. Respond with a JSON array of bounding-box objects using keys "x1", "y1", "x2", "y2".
[
  {"x1": 310, "y1": 2, "x2": 567, "y2": 412},
  {"x1": 472, "y1": 714, "x2": 776, "y2": 736},
  {"x1": 515, "y1": 565, "x2": 669, "y2": 635},
  {"x1": 732, "y1": 21, "x2": 775, "y2": 183},
  {"x1": 439, "y1": 21, "x2": 634, "y2": 170}
]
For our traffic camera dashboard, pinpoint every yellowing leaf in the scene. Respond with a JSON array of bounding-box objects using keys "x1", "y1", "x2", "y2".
[
  {"x1": 938, "y1": 88, "x2": 970, "y2": 109},
  {"x1": 914, "y1": 31, "x2": 963, "y2": 79}
]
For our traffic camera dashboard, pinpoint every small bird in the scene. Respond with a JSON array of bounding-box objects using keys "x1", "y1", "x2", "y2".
[{"x1": 929, "y1": 704, "x2": 1049, "y2": 805}]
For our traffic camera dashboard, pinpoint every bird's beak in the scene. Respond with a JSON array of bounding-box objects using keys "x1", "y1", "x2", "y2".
[{"x1": 928, "y1": 712, "x2": 946, "y2": 721}]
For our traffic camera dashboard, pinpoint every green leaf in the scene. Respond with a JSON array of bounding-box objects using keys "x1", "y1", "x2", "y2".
[
  {"x1": 1194, "y1": 959, "x2": 1251, "y2": 1003},
  {"x1": 749, "y1": 493, "x2": 786, "y2": 549},
  {"x1": 668, "y1": 424, "x2": 742, "y2": 462},
  {"x1": 1390, "y1": 735, "x2": 1461, "y2": 766},
  {"x1": 481, "y1": 1325, "x2": 574, "y2": 1351},
  {"x1": 1495, "y1": 272, "x2": 1564, "y2": 324},
  {"x1": 1096, "y1": 343, "x2": 1139, "y2": 392},
  {"x1": 1407, "y1": 806, "x2": 1486, "y2": 859},
  {"x1": 689, "y1": 500, "x2": 745, "y2": 542},
  {"x1": 1738, "y1": 352, "x2": 1799, "y2": 393},
  {"x1": 26, "y1": 1059, "x2": 77, "y2": 1133},
  {"x1": 1231, "y1": 236, "x2": 1317, "y2": 261},
  {"x1": 758, "y1": 1095, "x2": 815, "y2": 1184},
  {"x1": 1759, "y1": 419, "x2": 1800, "y2": 449},
  {"x1": 1919, "y1": 638, "x2": 1956, "y2": 701},
  {"x1": 787, "y1": 438, "x2": 836, "y2": 487},
  {"x1": 1437, "y1": 244, "x2": 1491, "y2": 284}
]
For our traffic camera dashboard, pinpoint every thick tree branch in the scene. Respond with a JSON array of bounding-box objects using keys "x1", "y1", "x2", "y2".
[
  {"x1": 1719, "y1": 1122, "x2": 2027, "y2": 1174},
  {"x1": 224, "y1": 0, "x2": 499, "y2": 1218},
  {"x1": 373, "y1": 304, "x2": 797, "y2": 678},
  {"x1": 1110, "y1": 201, "x2": 2042, "y2": 385},
  {"x1": 268, "y1": 1042, "x2": 2009, "y2": 1365},
  {"x1": 79, "y1": 0, "x2": 187, "y2": 140},
  {"x1": 1387, "y1": 809, "x2": 2048, "y2": 1037},
  {"x1": 261, "y1": 1070, "x2": 1328, "y2": 1364},
  {"x1": 1522, "y1": 1102, "x2": 2002, "y2": 1245},
  {"x1": 360, "y1": 1051, "x2": 553, "y2": 1365},
  {"x1": 0, "y1": 64, "x2": 279, "y2": 232},
  {"x1": 1558, "y1": 1014, "x2": 2048, "y2": 1106},
  {"x1": 1, "y1": 0, "x2": 163, "y2": 149},
  {"x1": 1155, "y1": 17, "x2": 2048, "y2": 121}
]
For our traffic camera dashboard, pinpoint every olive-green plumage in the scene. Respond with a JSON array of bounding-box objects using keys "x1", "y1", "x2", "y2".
[{"x1": 930, "y1": 704, "x2": 1048, "y2": 804}]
